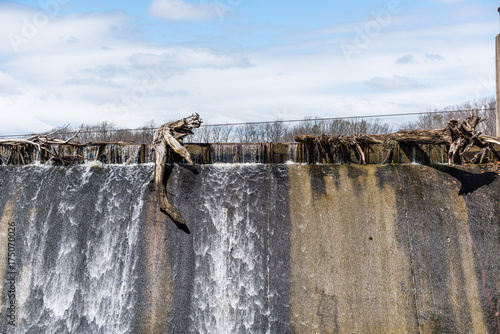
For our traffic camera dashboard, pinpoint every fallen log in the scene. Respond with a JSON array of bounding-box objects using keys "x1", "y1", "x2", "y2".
[{"x1": 152, "y1": 113, "x2": 202, "y2": 224}]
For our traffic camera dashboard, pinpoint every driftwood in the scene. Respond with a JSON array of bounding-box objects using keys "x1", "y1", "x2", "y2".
[
  {"x1": 0, "y1": 126, "x2": 83, "y2": 165},
  {"x1": 295, "y1": 111, "x2": 500, "y2": 165},
  {"x1": 0, "y1": 126, "x2": 141, "y2": 165},
  {"x1": 152, "y1": 113, "x2": 202, "y2": 224},
  {"x1": 0, "y1": 126, "x2": 80, "y2": 147}
]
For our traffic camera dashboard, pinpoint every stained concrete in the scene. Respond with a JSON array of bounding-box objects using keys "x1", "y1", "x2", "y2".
[
  {"x1": 0, "y1": 163, "x2": 498, "y2": 333},
  {"x1": 288, "y1": 165, "x2": 418, "y2": 334},
  {"x1": 142, "y1": 163, "x2": 499, "y2": 333}
]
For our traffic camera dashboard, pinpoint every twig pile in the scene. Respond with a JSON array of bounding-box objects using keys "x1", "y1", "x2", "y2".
[{"x1": 0, "y1": 126, "x2": 82, "y2": 165}]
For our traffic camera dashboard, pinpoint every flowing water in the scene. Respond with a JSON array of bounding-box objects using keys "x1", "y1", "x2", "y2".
[
  {"x1": 0, "y1": 162, "x2": 498, "y2": 333},
  {"x1": 0, "y1": 163, "x2": 291, "y2": 334},
  {"x1": 189, "y1": 165, "x2": 270, "y2": 333},
  {"x1": 0, "y1": 164, "x2": 151, "y2": 334}
]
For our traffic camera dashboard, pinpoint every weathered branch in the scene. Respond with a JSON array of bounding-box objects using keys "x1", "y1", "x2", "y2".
[
  {"x1": 152, "y1": 113, "x2": 202, "y2": 224},
  {"x1": 0, "y1": 138, "x2": 41, "y2": 146},
  {"x1": 481, "y1": 135, "x2": 500, "y2": 146}
]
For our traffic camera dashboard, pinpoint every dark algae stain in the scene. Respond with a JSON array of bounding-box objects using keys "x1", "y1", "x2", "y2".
[
  {"x1": 317, "y1": 293, "x2": 339, "y2": 333},
  {"x1": 308, "y1": 165, "x2": 327, "y2": 197},
  {"x1": 346, "y1": 165, "x2": 366, "y2": 196}
]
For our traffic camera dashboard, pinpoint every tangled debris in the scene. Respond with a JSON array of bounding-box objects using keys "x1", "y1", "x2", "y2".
[
  {"x1": 295, "y1": 110, "x2": 500, "y2": 165},
  {"x1": 0, "y1": 126, "x2": 83, "y2": 165}
]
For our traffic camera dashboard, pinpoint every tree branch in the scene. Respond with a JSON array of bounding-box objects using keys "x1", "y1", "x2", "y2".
[{"x1": 152, "y1": 113, "x2": 202, "y2": 224}]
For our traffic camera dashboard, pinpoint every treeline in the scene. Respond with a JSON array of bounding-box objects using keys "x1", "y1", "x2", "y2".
[
  {"x1": 44, "y1": 97, "x2": 496, "y2": 144},
  {"x1": 189, "y1": 117, "x2": 394, "y2": 143},
  {"x1": 400, "y1": 97, "x2": 496, "y2": 135},
  {"x1": 44, "y1": 120, "x2": 158, "y2": 144}
]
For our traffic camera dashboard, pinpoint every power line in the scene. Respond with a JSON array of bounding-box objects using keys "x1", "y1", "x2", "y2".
[
  {"x1": 200, "y1": 109, "x2": 491, "y2": 127},
  {"x1": 0, "y1": 108, "x2": 494, "y2": 139}
]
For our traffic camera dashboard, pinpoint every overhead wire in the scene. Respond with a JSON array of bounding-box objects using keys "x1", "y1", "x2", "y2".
[{"x1": 0, "y1": 108, "x2": 494, "y2": 139}]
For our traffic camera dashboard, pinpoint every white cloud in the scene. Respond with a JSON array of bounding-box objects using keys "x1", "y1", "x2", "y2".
[
  {"x1": 0, "y1": 71, "x2": 21, "y2": 95},
  {"x1": 0, "y1": 4, "x2": 254, "y2": 133},
  {"x1": 395, "y1": 54, "x2": 444, "y2": 64},
  {"x1": 395, "y1": 55, "x2": 418, "y2": 64},
  {"x1": 0, "y1": 2, "x2": 128, "y2": 55},
  {"x1": 148, "y1": 0, "x2": 216, "y2": 21},
  {"x1": 0, "y1": 110, "x2": 53, "y2": 136},
  {"x1": 128, "y1": 49, "x2": 250, "y2": 70},
  {"x1": 366, "y1": 76, "x2": 427, "y2": 91},
  {"x1": 0, "y1": 2, "x2": 496, "y2": 136},
  {"x1": 423, "y1": 54, "x2": 444, "y2": 62}
]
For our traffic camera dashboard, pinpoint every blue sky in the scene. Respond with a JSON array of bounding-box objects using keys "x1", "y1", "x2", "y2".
[{"x1": 0, "y1": 0, "x2": 497, "y2": 135}]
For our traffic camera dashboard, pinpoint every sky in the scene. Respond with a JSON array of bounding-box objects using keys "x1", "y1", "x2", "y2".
[{"x1": 0, "y1": 0, "x2": 498, "y2": 136}]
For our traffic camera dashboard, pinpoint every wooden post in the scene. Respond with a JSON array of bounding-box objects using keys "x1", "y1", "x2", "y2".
[{"x1": 496, "y1": 34, "x2": 500, "y2": 138}]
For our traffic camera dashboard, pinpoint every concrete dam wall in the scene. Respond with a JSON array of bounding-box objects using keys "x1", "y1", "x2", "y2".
[{"x1": 0, "y1": 163, "x2": 498, "y2": 333}]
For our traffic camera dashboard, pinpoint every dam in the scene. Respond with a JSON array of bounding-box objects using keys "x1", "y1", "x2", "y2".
[{"x1": 0, "y1": 143, "x2": 499, "y2": 333}]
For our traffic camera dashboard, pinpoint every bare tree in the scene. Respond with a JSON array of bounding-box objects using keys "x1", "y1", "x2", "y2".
[
  {"x1": 400, "y1": 97, "x2": 496, "y2": 135},
  {"x1": 22, "y1": 98, "x2": 493, "y2": 145},
  {"x1": 236, "y1": 123, "x2": 264, "y2": 142},
  {"x1": 188, "y1": 125, "x2": 234, "y2": 143},
  {"x1": 135, "y1": 120, "x2": 158, "y2": 143},
  {"x1": 284, "y1": 117, "x2": 393, "y2": 140},
  {"x1": 365, "y1": 118, "x2": 393, "y2": 134},
  {"x1": 347, "y1": 118, "x2": 370, "y2": 134},
  {"x1": 77, "y1": 121, "x2": 117, "y2": 143},
  {"x1": 263, "y1": 119, "x2": 288, "y2": 142},
  {"x1": 475, "y1": 97, "x2": 496, "y2": 136},
  {"x1": 283, "y1": 117, "x2": 326, "y2": 141},
  {"x1": 94, "y1": 121, "x2": 116, "y2": 142},
  {"x1": 211, "y1": 125, "x2": 234, "y2": 143},
  {"x1": 327, "y1": 119, "x2": 351, "y2": 136},
  {"x1": 189, "y1": 125, "x2": 211, "y2": 143}
]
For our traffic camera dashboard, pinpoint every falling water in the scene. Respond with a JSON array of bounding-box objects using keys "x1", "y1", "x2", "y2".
[
  {"x1": 0, "y1": 164, "x2": 152, "y2": 334},
  {"x1": 2, "y1": 160, "x2": 497, "y2": 333},
  {"x1": 188, "y1": 165, "x2": 271, "y2": 334},
  {"x1": 1, "y1": 162, "x2": 293, "y2": 333}
]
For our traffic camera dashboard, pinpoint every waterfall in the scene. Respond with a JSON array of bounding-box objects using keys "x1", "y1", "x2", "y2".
[
  {"x1": 2, "y1": 161, "x2": 494, "y2": 333},
  {"x1": 1, "y1": 163, "x2": 292, "y2": 334},
  {"x1": 188, "y1": 165, "x2": 271, "y2": 334},
  {"x1": 0, "y1": 164, "x2": 152, "y2": 334}
]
